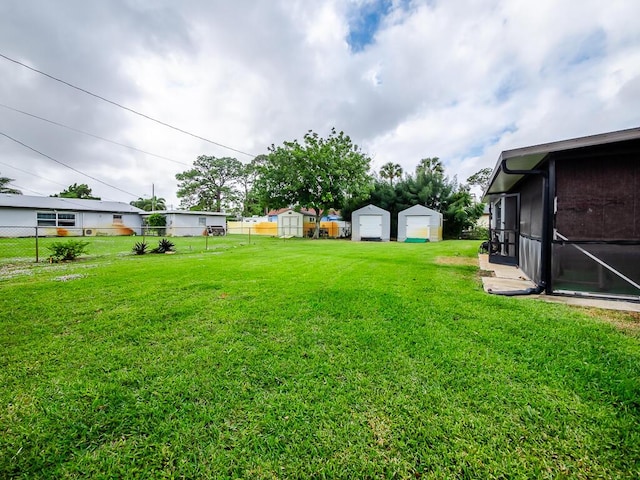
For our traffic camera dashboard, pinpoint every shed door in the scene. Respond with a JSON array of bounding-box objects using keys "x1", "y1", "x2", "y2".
[
  {"x1": 360, "y1": 214, "x2": 382, "y2": 239},
  {"x1": 406, "y1": 215, "x2": 430, "y2": 239},
  {"x1": 281, "y1": 216, "x2": 299, "y2": 236}
]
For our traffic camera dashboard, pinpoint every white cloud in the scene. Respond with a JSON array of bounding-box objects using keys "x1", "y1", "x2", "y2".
[{"x1": 0, "y1": 0, "x2": 638, "y2": 207}]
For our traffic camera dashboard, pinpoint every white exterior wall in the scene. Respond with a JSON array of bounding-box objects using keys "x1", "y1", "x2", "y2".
[
  {"x1": 0, "y1": 207, "x2": 142, "y2": 237},
  {"x1": 165, "y1": 213, "x2": 227, "y2": 236}
]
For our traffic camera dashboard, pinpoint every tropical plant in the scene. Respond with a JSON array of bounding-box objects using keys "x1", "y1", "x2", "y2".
[
  {"x1": 0, "y1": 173, "x2": 22, "y2": 194},
  {"x1": 151, "y1": 238, "x2": 175, "y2": 254},
  {"x1": 416, "y1": 157, "x2": 444, "y2": 177},
  {"x1": 379, "y1": 162, "x2": 403, "y2": 186},
  {"x1": 130, "y1": 196, "x2": 167, "y2": 212},
  {"x1": 132, "y1": 241, "x2": 149, "y2": 255}
]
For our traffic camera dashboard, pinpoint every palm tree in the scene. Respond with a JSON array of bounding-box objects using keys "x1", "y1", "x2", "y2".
[
  {"x1": 0, "y1": 173, "x2": 22, "y2": 194},
  {"x1": 416, "y1": 157, "x2": 444, "y2": 177},
  {"x1": 379, "y1": 162, "x2": 403, "y2": 186},
  {"x1": 130, "y1": 196, "x2": 167, "y2": 211}
]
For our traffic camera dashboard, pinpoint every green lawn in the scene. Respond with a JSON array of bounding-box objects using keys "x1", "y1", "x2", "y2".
[{"x1": 1, "y1": 238, "x2": 639, "y2": 478}]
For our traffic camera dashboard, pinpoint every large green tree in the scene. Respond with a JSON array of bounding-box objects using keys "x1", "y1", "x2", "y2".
[
  {"x1": 0, "y1": 173, "x2": 22, "y2": 194},
  {"x1": 175, "y1": 156, "x2": 243, "y2": 212},
  {"x1": 52, "y1": 183, "x2": 100, "y2": 199},
  {"x1": 237, "y1": 156, "x2": 265, "y2": 217},
  {"x1": 255, "y1": 128, "x2": 372, "y2": 238},
  {"x1": 130, "y1": 196, "x2": 167, "y2": 212}
]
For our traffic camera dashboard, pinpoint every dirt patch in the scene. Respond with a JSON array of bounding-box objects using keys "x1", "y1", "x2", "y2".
[
  {"x1": 54, "y1": 274, "x2": 86, "y2": 282},
  {"x1": 0, "y1": 264, "x2": 34, "y2": 280},
  {"x1": 580, "y1": 308, "x2": 640, "y2": 337},
  {"x1": 435, "y1": 256, "x2": 478, "y2": 266},
  {"x1": 478, "y1": 269, "x2": 495, "y2": 277}
]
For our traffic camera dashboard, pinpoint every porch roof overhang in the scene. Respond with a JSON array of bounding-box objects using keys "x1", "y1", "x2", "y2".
[{"x1": 482, "y1": 127, "x2": 640, "y2": 201}]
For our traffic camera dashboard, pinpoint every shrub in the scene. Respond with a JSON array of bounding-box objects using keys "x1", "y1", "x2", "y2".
[
  {"x1": 461, "y1": 226, "x2": 489, "y2": 240},
  {"x1": 132, "y1": 241, "x2": 149, "y2": 255},
  {"x1": 146, "y1": 213, "x2": 166, "y2": 236},
  {"x1": 151, "y1": 238, "x2": 175, "y2": 254},
  {"x1": 47, "y1": 240, "x2": 89, "y2": 262}
]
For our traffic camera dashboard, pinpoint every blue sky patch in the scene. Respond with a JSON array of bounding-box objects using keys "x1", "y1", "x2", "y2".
[
  {"x1": 567, "y1": 29, "x2": 607, "y2": 66},
  {"x1": 347, "y1": 0, "x2": 393, "y2": 52}
]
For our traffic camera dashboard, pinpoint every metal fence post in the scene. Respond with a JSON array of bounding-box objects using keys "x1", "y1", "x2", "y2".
[{"x1": 35, "y1": 226, "x2": 39, "y2": 263}]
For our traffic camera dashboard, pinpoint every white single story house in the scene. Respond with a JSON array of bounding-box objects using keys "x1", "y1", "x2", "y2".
[
  {"x1": 0, "y1": 194, "x2": 144, "y2": 237},
  {"x1": 0, "y1": 194, "x2": 229, "y2": 238},
  {"x1": 140, "y1": 210, "x2": 227, "y2": 236},
  {"x1": 351, "y1": 204, "x2": 391, "y2": 242},
  {"x1": 397, "y1": 205, "x2": 443, "y2": 242}
]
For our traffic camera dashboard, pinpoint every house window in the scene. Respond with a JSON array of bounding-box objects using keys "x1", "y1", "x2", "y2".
[
  {"x1": 37, "y1": 212, "x2": 76, "y2": 227},
  {"x1": 198, "y1": 217, "x2": 206, "y2": 226},
  {"x1": 37, "y1": 212, "x2": 56, "y2": 226},
  {"x1": 113, "y1": 214, "x2": 123, "y2": 225},
  {"x1": 58, "y1": 213, "x2": 76, "y2": 227}
]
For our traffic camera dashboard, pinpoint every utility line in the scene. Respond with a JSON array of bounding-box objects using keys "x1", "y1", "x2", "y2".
[
  {"x1": 0, "y1": 130, "x2": 140, "y2": 198},
  {"x1": 5, "y1": 182, "x2": 43, "y2": 195},
  {"x1": 0, "y1": 102, "x2": 192, "y2": 167},
  {"x1": 0, "y1": 52, "x2": 257, "y2": 158},
  {"x1": 6, "y1": 183, "x2": 124, "y2": 209},
  {"x1": 0, "y1": 159, "x2": 72, "y2": 189}
]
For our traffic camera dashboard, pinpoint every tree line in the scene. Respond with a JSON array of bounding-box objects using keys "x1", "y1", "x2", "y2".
[
  {"x1": 2, "y1": 128, "x2": 491, "y2": 239},
  {"x1": 171, "y1": 129, "x2": 488, "y2": 239}
]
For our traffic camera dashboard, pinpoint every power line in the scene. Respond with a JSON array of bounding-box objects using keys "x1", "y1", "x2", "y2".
[
  {"x1": 5, "y1": 183, "x2": 123, "y2": 209},
  {"x1": 5, "y1": 182, "x2": 43, "y2": 195},
  {"x1": 0, "y1": 130, "x2": 140, "y2": 198},
  {"x1": 0, "y1": 52, "x2": 257, "y2": 158},
  {"x1": 0, "y1": 102, "x2": 192, "y2": 167},
  {"x1": 0, "y1": 159, "x2": 70, "y2": 189}
]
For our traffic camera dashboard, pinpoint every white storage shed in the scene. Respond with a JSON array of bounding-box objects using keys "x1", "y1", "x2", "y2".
[
  {"x1": 276, "y1": 208, "x2": 316, "y2": 237},
  {"x1": 397, "y1": 205, "x2": 443, "y2": 242},
  {"x1": 351, "y1": 204, "x2": 391, "y2": 241}
]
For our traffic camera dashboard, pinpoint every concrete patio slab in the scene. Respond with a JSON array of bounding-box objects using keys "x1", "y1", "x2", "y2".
[{"x1": 478, "y1": 254, "x2": 640, "y2": 313}]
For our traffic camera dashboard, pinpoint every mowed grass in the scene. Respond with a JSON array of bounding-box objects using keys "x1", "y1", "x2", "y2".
[{"x1": 1, "y1": 237, "x2": 639, "y2": 478}]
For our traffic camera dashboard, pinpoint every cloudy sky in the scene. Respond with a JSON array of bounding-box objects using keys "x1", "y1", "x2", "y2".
[{"x1": 1, "y1": 0, "x2": 639, "y2": 207}]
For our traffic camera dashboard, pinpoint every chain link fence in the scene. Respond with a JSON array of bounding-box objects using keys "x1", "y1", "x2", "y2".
[
  {"x1": 0, "y1": 226, "x2": 253, "y2": 265},
  {"x1": 0, "y1": 224, "x2": 350, "y2": 266}
]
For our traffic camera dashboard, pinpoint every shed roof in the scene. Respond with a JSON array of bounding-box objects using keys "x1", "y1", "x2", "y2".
[
  {"x1": 398, "y1": 204, "x2": 442, "y2": 216},
  {"x1": 353, "y1": 204, "x2": 390, "y2": 215},
  {"x1": 0, "y1": 194, "x2": 144, "y2": 213},
  {"x1": 269, "y1": 207, "x2": 317, "y2": 216},
  {"x1": 483, "y1": 127, "x2": 640, "y2": 200}
]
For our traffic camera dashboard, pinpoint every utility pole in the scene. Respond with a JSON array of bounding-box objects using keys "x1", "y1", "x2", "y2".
[{"x1": 152, "y1": 183, "x2": 156, "y2": 211}]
